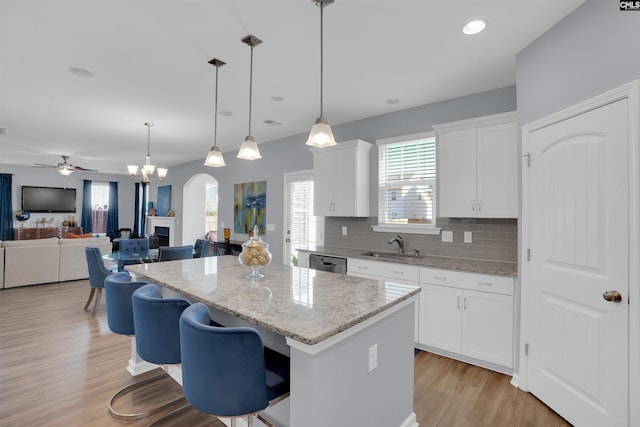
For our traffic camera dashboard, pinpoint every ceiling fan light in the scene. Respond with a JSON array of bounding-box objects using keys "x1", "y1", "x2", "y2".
[
  {"x1": 156, "y1": 168, "x2": 168, "y2": 179},
  {"x1": 58, "y1": 167, "x2": 73, "y2": 176},
  {"x1": 127, "y1": 165, "x2": 139, "y2": 176},
  {"x1": 237, "y1": 136, "x2": 262, "y2": 160},
  {"x1": 204, "y1": 146, "x2": 226, "y2": 167},
  {"x1": 306, "y1": 116, "x2": 336, "y2": 148}
]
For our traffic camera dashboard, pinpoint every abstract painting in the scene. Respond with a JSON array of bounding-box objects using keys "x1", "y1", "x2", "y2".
[
  {"x1": 234, "y1": 180, "x2": 266, "y2": 234},
  {"x1": 157, "y1": 185, "x2": 171, "y2": 216}
]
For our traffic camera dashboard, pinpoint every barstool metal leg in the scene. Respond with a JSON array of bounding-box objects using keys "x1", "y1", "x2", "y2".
[{"x1": 109, "y1": 371, "x2": 186, "y2": 420}]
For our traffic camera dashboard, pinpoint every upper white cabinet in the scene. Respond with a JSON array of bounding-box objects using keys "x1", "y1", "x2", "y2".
[
  {"x1": 434, "y1": 111, "x2": 518, "y2": 218},
  {"x1": 312, "y1": 139, "x2": 372, "y2": 217}
]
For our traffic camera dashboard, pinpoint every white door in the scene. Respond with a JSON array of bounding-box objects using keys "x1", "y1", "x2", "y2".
[
  {"x1": 283, "y1": 171, "x2": 324, "y2": 266},
  {"x1": 526, "y1": 99, "x2": 629, "y2": 426},
  {"x1": 419, "y1": 283, "x2": 462, "y2": 353}
]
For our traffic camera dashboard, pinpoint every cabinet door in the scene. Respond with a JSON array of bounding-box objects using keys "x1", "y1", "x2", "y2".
[
  {"x1": 476, "y1": 122, "x2": 517, "y2": 217},
  {"x1": 313, "y1": 149, "x2": 335, "y2": 216},
  {"x1": 461, "y1": 289, "x2": 513, "y2": 368},
  {"x1": 331, "y1": 148, "x2": 358, "y2": 216},
  {"x1": 437, "y1": 128, "x2": 477, "y2": 217},
  {"x1": 419, "y1": 283, "x2": 462, "y2": 353}
]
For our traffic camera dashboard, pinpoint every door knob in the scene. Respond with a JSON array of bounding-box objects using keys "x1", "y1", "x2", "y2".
[{"x1": 602, "y1": 290, "x2": 622, "y2": 303}]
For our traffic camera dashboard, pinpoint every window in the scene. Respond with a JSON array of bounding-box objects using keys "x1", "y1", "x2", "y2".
[
  {"x1": 374, "y1": 131, "x2": 440, "y2": 235},
  {"x1": 91, "y1": 182, "x2": 109, "y2": 233}
]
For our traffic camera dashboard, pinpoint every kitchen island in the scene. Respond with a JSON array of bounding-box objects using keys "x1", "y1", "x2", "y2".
[{"x1": 126, "y1": 255, "x2": 420, "y2": 427}]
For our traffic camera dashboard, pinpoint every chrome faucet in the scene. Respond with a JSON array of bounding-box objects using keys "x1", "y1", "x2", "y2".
[{"x1": 388, "y1": 234, "x2": 404, "y2": 254}]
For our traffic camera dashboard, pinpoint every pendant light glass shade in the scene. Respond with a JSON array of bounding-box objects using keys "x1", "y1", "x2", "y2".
[
  {"x1": 205, "y1": 58, "x2": 226, "y2": 167},
  {"x1": 306, "y1": 0, "x2": 336, "y2": 148},
  {"x1": 307, "y1": 116, "x2": 336, "y2": 148},
  {"x1": 237, "y1": 135, "x2": 262, "y2": 160},
  {"x1": 237, "y1": 35, "x2": 262, "y2": 160},
  {"x1": 204, "y1": 146, "x2": 226, "y2": 167}
]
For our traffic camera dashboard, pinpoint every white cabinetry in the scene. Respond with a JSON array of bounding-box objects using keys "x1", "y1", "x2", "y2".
[
  {"x1": 347, "y1": 258, "x2": 421, "y2": 342},
  {"x1": 312, "y1": 139, "x2": 372, "y2": 217},
  {"x1": 434, "y1": 111, "x2": 517, "y2": 218},
  {"x1": 418, "y1": 268, "x2": 514, "y2": 372}
]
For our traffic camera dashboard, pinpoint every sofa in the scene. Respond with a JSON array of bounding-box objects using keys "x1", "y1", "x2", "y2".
[{"x1": 1, "y1": 236, "x2": 112, "y2": 288}]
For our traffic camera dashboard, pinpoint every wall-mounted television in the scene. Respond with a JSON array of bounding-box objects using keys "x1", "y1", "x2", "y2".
[{"x1": 22, "y1": 186, "x2": 77, "y2": 213}]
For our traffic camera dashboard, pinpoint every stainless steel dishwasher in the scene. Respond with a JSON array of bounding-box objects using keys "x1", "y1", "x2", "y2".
[{"x1": 308, "y1": 254, "x2": 347, "y2": 274}]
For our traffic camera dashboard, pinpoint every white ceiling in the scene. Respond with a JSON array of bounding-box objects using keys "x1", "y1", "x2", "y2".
[{"x1": 0, "y1": 0, "x2": 585, "y2": 175}]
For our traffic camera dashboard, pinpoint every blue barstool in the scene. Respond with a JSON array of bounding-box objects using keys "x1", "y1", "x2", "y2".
[
  {"x1": 157, "y1": 245, "x2": 194, "y2": 262},
  {"x1": 84, "y1": 247, "x2": 113, "y2": 315},
  {"x1": 179, "y1": 303, "x2": 290, "y2": 427},
  {"x1": 131, "y1": 284, "x2": 191, "y2": 419},
  {"x1": 105, "y1": 272, "x2": 174, "y2": 420}
]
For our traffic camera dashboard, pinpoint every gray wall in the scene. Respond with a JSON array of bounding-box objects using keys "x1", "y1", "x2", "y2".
[
  {"x1": 516, "y1": 0, "x2": 640, "y2": 126},
  {"x1": 165, "y1": 85, "x2": 517, "y2": 264},
  {"x1": 1, "y1": 163, "x2": 136, "y2": 232}
]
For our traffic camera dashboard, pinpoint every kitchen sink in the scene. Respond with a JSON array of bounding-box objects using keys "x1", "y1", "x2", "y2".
[{"x1": 360, "y1": 251, "x2": 424, "y2": 260}]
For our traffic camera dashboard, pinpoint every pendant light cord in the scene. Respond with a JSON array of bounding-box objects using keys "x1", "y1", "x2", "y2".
[
  {"x1": 248, "y1": 43, "x2": 254, "y2": 136},
  {"x1": 319, "y1": 1, "x2": 324, "y2": 118},
  {"x1": 214, "y1": 65, "x2": 219, "y2": 148}
]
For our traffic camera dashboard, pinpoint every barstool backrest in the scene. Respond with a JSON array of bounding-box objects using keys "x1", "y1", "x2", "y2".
[
  {"x1": 180, "y1": 303, "x2": 271, "y2": 417},
  {"x1": 132, "y1": 284, "x2": 190, "y2": 364},
  {"x1": 105, "y1": 272, "x2": 146, "y2": 336}
]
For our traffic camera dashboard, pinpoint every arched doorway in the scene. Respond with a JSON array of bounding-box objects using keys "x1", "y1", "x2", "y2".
[{"x1": 182, "y1": 173, "x2": 218, "y2": 246}]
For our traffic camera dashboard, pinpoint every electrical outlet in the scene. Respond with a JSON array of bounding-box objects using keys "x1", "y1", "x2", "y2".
[
  {"x1": 368, "y1": 344, "x2": 378, "y2": 372},
  {"x1": 464, "y1": 231, "x2": 472, "y2": 243},
  {"x1": 441, "y1": 230, "x2": 453, "y2": 243},
  {"x1": 342, "y1": 226, "x2": 348, "y2": 236}
]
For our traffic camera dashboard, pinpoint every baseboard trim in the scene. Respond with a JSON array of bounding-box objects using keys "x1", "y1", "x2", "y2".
[{"x1": 400, "y1": 412, "x2": 418, "y2": 427}]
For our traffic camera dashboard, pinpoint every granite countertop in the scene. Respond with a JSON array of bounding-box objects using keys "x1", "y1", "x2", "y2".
[
  {"x1": 299, "y1": 246, "x2": 518, "y2": 277},
  {"x1": 126, "y1": 256, "x2": 420, "y2": 346}
]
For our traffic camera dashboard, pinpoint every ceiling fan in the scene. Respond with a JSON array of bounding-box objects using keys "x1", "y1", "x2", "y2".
[{"x1": 34, "y1": 155, "x2": 96, "y2": 176}]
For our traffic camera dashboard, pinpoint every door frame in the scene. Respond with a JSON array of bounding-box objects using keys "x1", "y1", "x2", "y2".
[
  {"x1": 282, "y1": 169, "x2": 324, "y2": 265},
  {"x1": 519, "y1": 80, "x2": 640, "y2": 426}
]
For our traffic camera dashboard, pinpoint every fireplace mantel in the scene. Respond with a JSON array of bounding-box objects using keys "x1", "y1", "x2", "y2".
[{"x1": 146, "y1": 216, "x2": 176, "y2": 246}]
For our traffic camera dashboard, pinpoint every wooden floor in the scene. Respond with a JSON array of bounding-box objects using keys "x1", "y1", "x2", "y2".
[{"x1": 0, "y1": 280, "x2": 571, "y2": 427}]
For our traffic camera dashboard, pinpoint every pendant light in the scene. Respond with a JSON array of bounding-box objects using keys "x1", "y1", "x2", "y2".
[
  {"x1": 306, "y1": 0, "x2": 336, "y2": 148},
  {"x1": 204, "y1": 58, "x2": 226, "y2": 167},
  {"x1": 237, "y1": 35, "x2": 263, "y2": 160},
  {"x1": 127, "y1": 122, "x2": 168, "y2": 183}
]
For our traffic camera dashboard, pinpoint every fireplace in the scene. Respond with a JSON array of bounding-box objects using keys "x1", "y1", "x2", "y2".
[
  {"x1": 155, "y1": 226, "x2": 170, "y2": 247},
  {"x1": 146, "y1": 216, "x2": 176, "y2": 246}
]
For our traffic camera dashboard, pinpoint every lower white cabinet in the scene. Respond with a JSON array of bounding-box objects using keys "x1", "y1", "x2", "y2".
[
  {"x1": 418, "y1": 268, "x2": 514, "y2": 372},
  {"x1": 347, "y1": 258, "x2": 421, "y2": 342},
  {"x1": 345, "y1": 258, "x2": 515, "y2": 373}
]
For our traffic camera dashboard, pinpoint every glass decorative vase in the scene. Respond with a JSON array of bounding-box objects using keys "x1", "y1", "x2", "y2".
[{"x1": 238, "y1": 225, "x2": 272, "y2": 278}]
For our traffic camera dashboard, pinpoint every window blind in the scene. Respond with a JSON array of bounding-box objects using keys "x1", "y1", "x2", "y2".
[{"x1": 378, "y1": 137, "x2": 436, "y2": 225}]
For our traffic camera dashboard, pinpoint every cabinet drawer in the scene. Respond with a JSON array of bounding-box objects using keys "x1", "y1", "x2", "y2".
[
  {"x1": 420, "y1": 267, "x2": 513, "y2": 295},
  {"x1": 348, "y1": 258, "x2": 420, "y2": 283}
]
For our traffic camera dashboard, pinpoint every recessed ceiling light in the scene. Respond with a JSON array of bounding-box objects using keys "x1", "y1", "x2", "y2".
[
  {"x1": 69, "y1": 67, "x2": 95, "y2": 77},
  {"x1": 463, "y1": 20, "x2": 486, "y2": 35},
  {"x1": 386, "y1": 98, "x2": 400, "y2": 105},
  {"x1": 219, "y1": 111, "x2": 233, "y2": 116},
  {"x1": 270, "y1": 95, "x2": 284, "y2": 102}
]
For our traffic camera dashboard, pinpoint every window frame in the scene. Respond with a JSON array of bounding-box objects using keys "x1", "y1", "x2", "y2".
[{"x1": 373, "y1": 131, "x2": 440, "y2": 235}]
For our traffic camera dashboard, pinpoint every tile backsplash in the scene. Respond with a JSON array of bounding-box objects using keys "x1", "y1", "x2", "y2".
[{"x1": 324, "y1": 217, "x2": 517, "y2": 263}]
